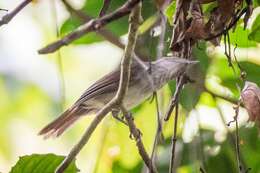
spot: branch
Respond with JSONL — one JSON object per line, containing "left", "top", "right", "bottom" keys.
{"left": 38, "top": 0, "right": 141, "bottom": 54}
{"left": 55, "top": 2, "right": 142, "bottom": 172}
{"left": 0, "top": 0, "right": 32, "bottom": 27}
{"left": 61, "top": 0, "right": 125, "bottom": 49}
{"left": 169, "top": 102, "right": 179, "bottom": 173}
{"left": 205, "top": 87, "right": 239, "bottom": 105}
{"left": 164, "top": 75, "right": 190, "bottom": 121}
{"left": 55, "top": 104, "right": 112, "bottom": 173}
{"left": 215, "top": 102, "right": 248, "bottom": 173}
{"left": 149, "top": 11, "right": 167, "bottom": 169}
{"left": 205, "top": 8, "right": 247, "bottom": 41}
{"left": 99, "top": 0, "right": 111, "bottom": 17}
{"left": 121, "top": 107, "right": 158, "bottom": 173}
{"left": 0, "top": 8, "right": 8, "bottom": 12}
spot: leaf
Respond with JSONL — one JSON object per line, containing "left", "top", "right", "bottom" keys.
{"left": 60, "top": 16, "right": 103, "bottom": 44}
{"left": 249, "top": 14, "right": 260, "bottom": 42}
{"left": 207, "top": 57, "right": 260, "bottom": 98}
{"left": 112, "top": 160, "right": 142, "bottom": 173}
{"left": 229, "top": 26, "right": 257, "bottom": 47}
{"left": 10, "top": 154, "right": 79, "bottom": 173}
{"left": 60, "top": 0, "right": 128, "bottom": 45}
{"left": 60, "top": 0, "right": 155, "bottom": 45}
{"left": 164, "top": 1, "right": 176, "bottom": 25}
{"left": 253, "top": 0, "right": 260, "bottom": 7}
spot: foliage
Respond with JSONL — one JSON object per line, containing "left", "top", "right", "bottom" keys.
{"left": 2, "top": 0, "right": 260, "bottom": 173}
{"left": 10, "top": 154, "right": 78, "bottom": 173}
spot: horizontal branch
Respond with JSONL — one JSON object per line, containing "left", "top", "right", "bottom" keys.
{"left": 205, "top": 88, "right": 239, "bottom": 105}
{"left": 0, "top": 0, "right": 32, "bottom": 27}
{"left": 121, "top": 107, "right": 158, "bottom": 173}
{"left": 61, "top": 0, "right": 125, "bottom": 49}
{"left": 38, "top": 0, "right": 141, "bottom": 54}
{"left": 205, "top": 8, "right": 247, "bottom": 41}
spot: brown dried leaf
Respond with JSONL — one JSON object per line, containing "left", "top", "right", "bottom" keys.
{"left": 185, "top": 1, "right": 208, "bottom": 40}
{"left": 217, "top": 0, "right": 236, "bottom": 23}
{"left": 241, "top": 81, "right": 260, "bottom": 123}
{"left": 170, "top": 0, "right": 192, "bottom": 52}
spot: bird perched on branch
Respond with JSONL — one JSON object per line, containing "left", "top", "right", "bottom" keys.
{"left": 39, "top": 57, "right": 197, "bottom": 138}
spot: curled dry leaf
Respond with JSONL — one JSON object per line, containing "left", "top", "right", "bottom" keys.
{"left": 170, "top": 0, "right": 191, "bottom": 52}
{"left": 241, "top": 81, "right": 260, "bottom": 123}
{"left": 185, "top": 0, "right": 208, "bottom": 40}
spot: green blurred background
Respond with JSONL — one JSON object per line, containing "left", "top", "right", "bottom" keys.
{"left": 1, "top": 0, "right": 260, "bottom": 173}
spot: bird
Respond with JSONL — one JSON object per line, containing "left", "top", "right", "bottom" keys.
{"left": 39, "top": 57, "right": 197, "bottom": 138}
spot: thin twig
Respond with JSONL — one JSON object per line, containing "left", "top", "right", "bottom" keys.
{"left": 215, "top": 99, "right": 248, "bottom": 173}
{"left": 0, "top": 0, "right": 32, "bottom": 27}
{"left": 195, "top": 110, "right": 207, "bottom": 172}
{"left": 61, "top": 0, "right": 125, "bottom": 49}
{"left": 150, "top": 93, "right": 163, "bottom": 164}
{"left": 0, "top": 8, "right": 8, "bottom": 12}
{"left": 121, "top": 107, "right": 158, "bottom": 173}
{"left": 169, "top": 102, "right": 179, "bottom": 173}
{"left": 205, "top": 8, "right": 247, "bottom": 41}
{"left": 99, "top": 0, "right": 111, "bottom": 17}
{"left": 149, "top": 11, "right": 167, "bottom": 168}
{"left": 55, "top": 2, "right": 142, "bottom": 173}
{"left": 50, "top": 0, "right": 66, "bottom": 110}
{"left": 55, "top": 104, "right": 112, "bottom": 173}
{"left": 233, "top": 103, "right": 243, "bottom": 173}
{"left": 39, "top": 0, "right": 141, "bottom": 54}
{"left": 164, "top": 75, "right": 190, "bottom": 121}
{"left": 205, "top": 87, "right": 240, "bottom": 106}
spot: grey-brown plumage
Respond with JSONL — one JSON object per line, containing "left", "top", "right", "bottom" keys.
{"left": 39, "top": 57, "right": 196, "bottom": 138}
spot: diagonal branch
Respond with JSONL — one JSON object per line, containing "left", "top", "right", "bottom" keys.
{"left": 0, "top": 0, "right": 32, "bottom": 27}
{"left": 121, "top": 107, "right": 158, "bottom": 173}
{"left": 38, "top": 0, "right": 141, "bottom": 54}
{"left": 169, "top": 102, "right": 179, "bottom": 173}
{"left": 55, "top": 2, "right": 142, "bottom": 173}
{"left": 164, "top": 75, "right": 190, "bottom": 121}
{"left": 61, "top": 0, "right": 125, "bottom": 49}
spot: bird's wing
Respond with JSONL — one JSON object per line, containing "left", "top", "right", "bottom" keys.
{"left": 74, "top": 69, "right": 121, "bottom": 105}
{"left": 74, "top": 59, "right": 146, "bottom": 106}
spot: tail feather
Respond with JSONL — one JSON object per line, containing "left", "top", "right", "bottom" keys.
{"left": 39, "top": 106, "right": 87, "bottom": 139}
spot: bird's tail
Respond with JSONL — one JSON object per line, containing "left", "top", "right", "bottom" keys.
{"left": 38, "top": 106, "right": 89, "bottom": 139}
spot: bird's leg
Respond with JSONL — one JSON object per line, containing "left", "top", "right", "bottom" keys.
{"left": 111, "top": 109, "right": 128, "bottom": 126}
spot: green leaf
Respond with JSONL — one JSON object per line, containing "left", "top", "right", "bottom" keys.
{"left": 229, "top": 26, "right": 257, "bottom": 47}
{"left": 10, "top": 154, "right": 78, "bottom": 173}
{"left": 60, "top": 0, "right": 128, "bottom": 45}
{"left": 253, "top": 0, "right": 260, "bottom": 7}
{"left": 208, "top": 57, "right": 260, "bottom": 97}
{"left": 249, "top": 14, "right": 260, "bottom": 42}
{"left": 60, "top": 16, "right": 103, "bottom": 44}
{"left": 112, "top": 160, "right": 142, "bottom": 173}
{"left": 60, "top": 0, "right": 155, "bottom": 45}
{"left": 164, "top": 1, "right": 176, "bottom": 25}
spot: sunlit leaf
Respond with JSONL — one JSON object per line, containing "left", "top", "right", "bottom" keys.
{"left": 10, "top": 154, "right": 78, "bottom": 173}
{"left": 164, "top": 1, "right": 176, "bottom": 25}
{"left": 249, "top": 14, "right": 260, "bottom": 42}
